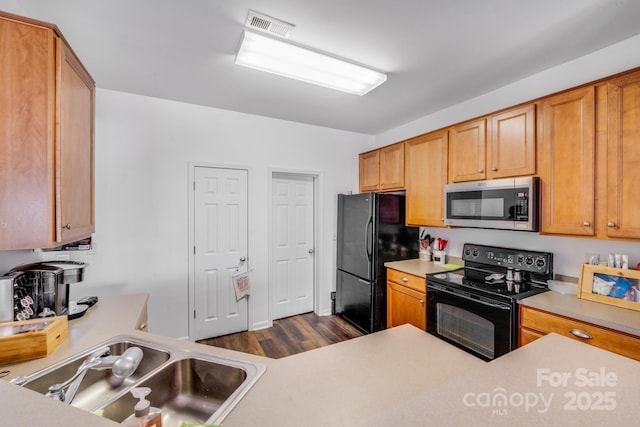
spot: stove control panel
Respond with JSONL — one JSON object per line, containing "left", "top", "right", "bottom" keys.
{"left": 462, "top": 243, "right": 553, "bottom": 275}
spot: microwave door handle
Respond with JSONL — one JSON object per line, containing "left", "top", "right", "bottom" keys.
{"left": 428, "top": 284, "right": 511, "bottom": 310}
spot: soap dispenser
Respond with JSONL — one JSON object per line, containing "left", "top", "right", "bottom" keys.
{"left": 121, "top": 387, "right": 163, "bottom": 427}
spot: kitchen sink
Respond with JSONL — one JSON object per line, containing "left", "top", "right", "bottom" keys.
{"left": 98, "top": 357, "right": 250, "bottom": 425}
{"left": 16, "top": 339, "right": 170, "bottom": 411}
{"left": 11, "top": 335, "right": 266, "bottom": 425}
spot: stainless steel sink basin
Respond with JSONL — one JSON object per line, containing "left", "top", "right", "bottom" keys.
{"left": 17, "top": 339, "right": 170, "bottom": 410}
{"left": 98, "top": 357, "right": 251, "bottom": 425}
{"left": 12, "top": 334, "right": 266, "bottom": 426}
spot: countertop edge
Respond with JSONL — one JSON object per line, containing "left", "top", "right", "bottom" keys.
{"left": 519, "top": 291, "right": 640, "bottom": 337}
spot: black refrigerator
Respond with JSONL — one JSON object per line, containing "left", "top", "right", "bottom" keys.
{"left": 336, "top": 192, "right": 419, "bottom": 333}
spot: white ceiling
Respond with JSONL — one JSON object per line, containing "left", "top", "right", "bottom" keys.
{"left": 7, "top": 0, "right": 640, "bottom": 134}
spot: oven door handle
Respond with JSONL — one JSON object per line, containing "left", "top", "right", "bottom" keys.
{"left": 428, "top": 283, "right": 511, "bottom": 310}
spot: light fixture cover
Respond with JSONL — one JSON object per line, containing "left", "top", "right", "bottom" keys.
{"left": 235, "top": 30, "right": 386, "bottom": 96}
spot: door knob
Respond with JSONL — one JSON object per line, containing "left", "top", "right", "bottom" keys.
{"left": 308, "top": 249, "right": 314, "bottom": 254}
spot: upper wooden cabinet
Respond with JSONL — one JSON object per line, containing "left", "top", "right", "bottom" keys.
{"left": 0, "top": 12, "right": 95, "bottom": 250}
{"left": 449, "top": 105, "right": 537, "bottom": 183}
{"left": 448, "top": 119, "right": 486, "bottom": 182}
{"left": 358, "top": 150, "right": 380, "bottom": 192}
{"left": 358, "top": 143, "right": 404, "bottom": 193}
{"left": 539, "top": 86, "right": 595, "bottom": 236}
{"left": 606, "top": 71, "right": 640, "bottom": 239}
{"left": 488, "top": 104, "right": 536, "bottom": 179}
{"left": 405, "top": 130, "right": 448, "bottom": 227}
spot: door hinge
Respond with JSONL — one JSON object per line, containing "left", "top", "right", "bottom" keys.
{"left": 193, "top": 309, "right": 196, "bottom": 319}
{"left": 193, "top": 181, "right": 196, "bottom": 191}
{"left": 193, "top": 246, "right": 196, "bottom": 255}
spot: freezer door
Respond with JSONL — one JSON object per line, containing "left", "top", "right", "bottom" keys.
{"left": 336, "top": 269, "right": 372, "bottom": 333}
{"left": 337, "top": 193, "right": 374, "bottom": 281}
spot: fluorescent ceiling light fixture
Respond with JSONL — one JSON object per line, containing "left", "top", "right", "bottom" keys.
{"left": 235, "top": 30, "right": 387, "bottom": 96}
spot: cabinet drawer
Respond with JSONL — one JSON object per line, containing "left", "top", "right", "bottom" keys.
{"left": 387, "top": 269, "right": 425, "bottom": 292}
{"left": 520, "top": 306, "right": 640, "bottom": 361}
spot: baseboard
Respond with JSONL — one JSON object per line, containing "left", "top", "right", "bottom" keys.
{"left": 251, "top": 320, "right": 272, "bottom": 331}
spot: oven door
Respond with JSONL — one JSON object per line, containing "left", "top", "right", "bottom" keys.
{"left": 426, "top": 282, "right": 514, "bottom": 361}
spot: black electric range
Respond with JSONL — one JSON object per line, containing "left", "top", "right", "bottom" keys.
{"left": 425, "top": 243, "right": 554, "bottom": 361}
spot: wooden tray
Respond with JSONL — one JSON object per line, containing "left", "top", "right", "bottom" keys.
{"left": 578, "top": 263, "right": 640, "bottom": 312}
{"left": 0, "top": 316, "right": 68, "bottom": 364}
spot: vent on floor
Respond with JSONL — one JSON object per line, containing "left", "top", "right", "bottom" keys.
{"left": 245, "top": 10, "right": 294, "bottom": 38}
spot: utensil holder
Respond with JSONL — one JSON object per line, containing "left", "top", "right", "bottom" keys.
{"left": 433, "top": 250, "right": 446, "bottom": 265}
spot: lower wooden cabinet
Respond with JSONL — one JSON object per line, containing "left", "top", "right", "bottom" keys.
{"left": 519, "top": 305, "right": 640, "bottom": 361}
{"left": 387, "top": 269, "right": 426, "bottom": 330}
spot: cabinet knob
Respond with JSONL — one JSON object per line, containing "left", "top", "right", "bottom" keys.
{"left": 569, "top": 329, "right": 592, "bottom": 340}
{"left": 582, "top": 221, "right": 591, "bottom": 227}
{"left": 491, "top": 167, "right": 498, "bottom": 171}
{"left": 419, "top": 300, "right": 424, "bottom": 305}
{"left": 401, "top": 277, "right": 409, "bottom": 283}
{"left": 63, "top": 223, "right": 72, "bottom": 230}
{"left": 478, "top": 169, "right": 484, "bottom": 174}
{"left": 138, "top": 323, "right": 147, "bottom": 331}
{"left": 607, "top": 222, "right": 616, "bottom": 228}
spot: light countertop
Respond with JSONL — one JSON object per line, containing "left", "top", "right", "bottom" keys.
{"left": 355, "top": 333, "right": 640, "bottom": 426}
{"left": 222, "top": 324, "right": 484, "bottom": 426}
{"left": 1, "top": 293, "right": 150, "bottom": 379}
{"left": 384, "top": 257, "right": 463, "bottom": 278}
{"left": 519, "top": 291, "right": 640, "bottom": 337}
{"left": 3, "top": 294, "right": 640, "bottom": 426}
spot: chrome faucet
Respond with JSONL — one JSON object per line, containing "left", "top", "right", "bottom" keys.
{"left": 44, "top": 346, "right": 144, "bottom": 404}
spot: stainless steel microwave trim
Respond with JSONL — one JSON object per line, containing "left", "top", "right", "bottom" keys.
{"left": 443, "top": 176, "right": 538, "bottom": 231}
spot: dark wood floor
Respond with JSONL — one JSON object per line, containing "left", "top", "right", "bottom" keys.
{"left": 197, "top": 312, "right": 365, "bottom": 358}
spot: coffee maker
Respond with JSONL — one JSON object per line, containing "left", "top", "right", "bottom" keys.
{"left": 2, "top": 261, "right": 87, "bottom": 321}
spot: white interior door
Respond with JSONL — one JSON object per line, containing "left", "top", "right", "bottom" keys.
{"left": 271, "top": 173, "right": 315, "bottom": 320}
{"left": 192, "top": 166, "right": 248, "bottom": 340}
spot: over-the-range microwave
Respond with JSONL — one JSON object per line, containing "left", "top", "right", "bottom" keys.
{"left": 443, "top": 176, "right": 539, "bottom": 231}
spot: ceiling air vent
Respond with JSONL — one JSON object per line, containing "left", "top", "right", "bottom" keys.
{"left": 245, "top": 10, "right": 294, "bottom": 38}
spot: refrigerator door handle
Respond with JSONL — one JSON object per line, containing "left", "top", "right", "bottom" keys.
{"left": 365, "top": 215, "right": 373, "bottom": 260}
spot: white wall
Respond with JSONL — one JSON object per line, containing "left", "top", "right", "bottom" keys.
{"left": 375, "top": 34, "right": 640, "bottom": 146}
{"left": 33, "top": 89, "right": 372, "bottom": 338}
{"left": 376, "top": 34, "right": 640, "bottom": 278}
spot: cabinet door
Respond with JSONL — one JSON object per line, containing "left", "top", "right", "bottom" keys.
{"left": 359, "top": 150, "right": 380, "bottom": 193}
{"left": 56, "top": 39, "right": 95, "bottom": 243}
{"left": 488, "top": 104, "right": 536, "bottom": 179}
{"left": 448, "top": 119, "right": 486, "bottom": 182}
{"left": 379, "top": 143, "right": 404, "bottom": 191}
{"left": 607, "top": 71, "right": 640, "bottom": 239}
{"left": 387, "top": 280, "right": 426, "bottom": 330}
{"left": 539, "top": 86, "right": 595, "bottom": 235}
{"left": 405, "top": 130, "right": 448, "bottom": 226}
{"left": 0, "top": 18, "right": 56, "bottom": 249}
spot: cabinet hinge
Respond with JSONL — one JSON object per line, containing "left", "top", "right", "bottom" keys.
{"left": 193, "top": 246, "right": 196, "bottom": 255}
{"left": 193, "top": 310, "right": 196, "bottom": 319}
{"left": 193, "top": 181, "right": 196, "bottom": 191}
